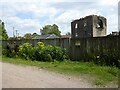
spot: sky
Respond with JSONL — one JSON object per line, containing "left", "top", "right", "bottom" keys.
{"left": 0, "top": 0, "right": 119, "bottom": 37}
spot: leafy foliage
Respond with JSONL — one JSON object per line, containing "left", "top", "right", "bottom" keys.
{"left": 66, "top": 32, "right": 71, "bottom": 35}
{"left": 17, "top": 42, "right": 69, "bottom": 61}
{"left": 23, "top": 33, "right": 39, "bottom": 39}
{"left": 40, "top": 24, "right": 61, "bottom": 36}
{"left": 86, "top": 49, "right": 120, "bottom": 67}
{"left": 18, "top": 43, "right": 33, "bottom": 59}
{"left": 0, "top": 20, "right": 8, "bottom": 40}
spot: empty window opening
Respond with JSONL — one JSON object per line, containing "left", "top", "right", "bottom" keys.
{"left": 75, "top": 33, "right": 78, "bottom": 37}
{"left": 97, "top": 19, "right": 103, "bottom": 28}
{"left": 75, "top": 23, "right": 78, "bottom": 29}
{"left": 84, "top": 21, "right": 87, "bottom": 27}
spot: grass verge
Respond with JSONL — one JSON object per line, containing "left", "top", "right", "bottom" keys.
{"left": 1, "top": 55, "right": 119, "bottom": 87}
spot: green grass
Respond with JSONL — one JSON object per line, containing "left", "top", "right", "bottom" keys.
{"left": 1, "top": 55, "right": 119, "bottom": 87}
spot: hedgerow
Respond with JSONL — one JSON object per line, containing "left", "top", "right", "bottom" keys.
{"left": 17, "top": 42, "right": 69, "bottom": 61}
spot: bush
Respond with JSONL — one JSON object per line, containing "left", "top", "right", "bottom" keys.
{"left": 2, "top": 47, "right": 16, "bottom": 58}
{"left": 32, "top": 42, "right": 46, "bottom": 61}
{"left": 17, "top": 42, "right": 69, "bottom": 62}
{"left": 45, "top": 45, "right": 69, "bottom": 61}
{"left": 87, "top": 49, "right": 120, "bottom": 67}
{"left": 2, "top": 49, "right": 7, "bottom": 56}
{"left": 18, "top": 43, "right": 33, "bottom": 60}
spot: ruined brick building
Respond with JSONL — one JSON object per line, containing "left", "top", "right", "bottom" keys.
{"left": 71, "top": 15, "right": 107, "bottom": 38}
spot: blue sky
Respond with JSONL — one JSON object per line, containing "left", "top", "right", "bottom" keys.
{"left": 0, "top": 0, "right": 119, "bottom": 37}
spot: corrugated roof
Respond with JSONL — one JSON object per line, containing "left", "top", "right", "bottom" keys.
{"left": 33, "top": 34, "right": 59, "bottom": 39}
{"left": 61, "top": 35, "right": 71, "bottom": 38}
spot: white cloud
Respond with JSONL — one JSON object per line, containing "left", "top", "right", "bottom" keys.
{"left": 0, "top": 0, "right": 119, "bottom": 37}
{"left": 99, "top": 0, "right": 119, "bottom": 6}
{"left": 106, "top": 14, "right": 118, "bottom": 34}
{"left": 3, "top": 16, "right": 41, "bottom": 36}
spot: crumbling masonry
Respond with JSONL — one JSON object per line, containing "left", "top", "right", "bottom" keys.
{"left": 71, "top": 15, "right": 107, "bottom": 38}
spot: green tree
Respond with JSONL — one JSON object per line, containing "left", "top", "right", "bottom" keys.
{"left": 66, "top": 32, "right": 71, "bottom": 35}
{"left": 23, "top": 33, "right": 39, "bottom": 39}
{"left": 32, "top": 33, "right": 38, "bottom": 38}
{"left": 23, "top": 33, "right": 32, "bottom": 39}
{"left": 0, "top": 20, "right": 8, "bottom": 40}
{"left": 40, "top": 24, "right": 61, "bottom": 36}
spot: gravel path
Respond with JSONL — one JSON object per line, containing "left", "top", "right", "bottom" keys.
{"left": 2, "top": 62, "right": 94, "bottom": 88}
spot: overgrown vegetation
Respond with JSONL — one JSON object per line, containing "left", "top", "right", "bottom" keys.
{"left": 2, "top": 56, "right": 118, "bottom": 87}
{"left": 86, "top": 49, "right": 120, "bottom": 67}
{"left": 2, "top": 41, "right": 120, "bottom": 68}
{"left": 3, "top": 42, "right": 69, "bottom": 62}
{"left": 1, "top": 41, "right": 119, "bottom": 87}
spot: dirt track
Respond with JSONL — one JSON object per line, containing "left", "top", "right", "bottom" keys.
{"left": 2, "top": 62, "right": 94, "bottom": 88}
